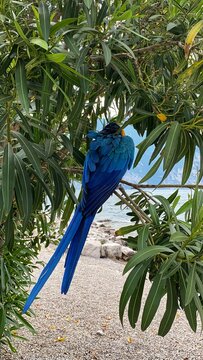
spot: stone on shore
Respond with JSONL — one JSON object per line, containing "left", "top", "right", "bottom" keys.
{"left": 121, "top": 246, "right": 135, "bottom": 261}
{"left": 82, "top": 240, "right": 101, "bottom": 258}
{"left": 101, "top": 242, "right": 122, "bottom": 259}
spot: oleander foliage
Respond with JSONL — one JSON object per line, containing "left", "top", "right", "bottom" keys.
{"left": 118, "top": 188, "right": 203, "bottom": 335}
{"left": 0, "top": 0, "right": 203, "bottom": 349}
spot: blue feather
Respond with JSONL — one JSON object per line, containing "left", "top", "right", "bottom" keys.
{"left": 23, "top": 129, "right": 135, "bottom": 313}
{"left": 23, "top": 209, "right": 83, "bottom": 313}
{"left": 61, "top": 215, "right": 94, "bottom": 294}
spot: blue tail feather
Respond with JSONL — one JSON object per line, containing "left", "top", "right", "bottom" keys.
{"left": 61, "top": 215, "right": 94, "bottom": 294}
{"left": 23, "top": 209, "right": 83, "bottom": 313}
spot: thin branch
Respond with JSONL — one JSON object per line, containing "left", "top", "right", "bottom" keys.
{"left": 90, "top": 41, "right": 182, "bottom": 62}
{"left": 120, "top": 179, "right": 159, "bottom": 204}
{"left": 121, "top": 180, "right": 203, "bottom": 190}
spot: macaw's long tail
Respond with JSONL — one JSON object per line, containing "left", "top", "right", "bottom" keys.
{"left": 23, "top": 208, "right": 95, "bottom": 313}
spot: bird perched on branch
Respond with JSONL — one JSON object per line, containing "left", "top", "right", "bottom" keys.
{"left": 23, "top": 122, "right": 134, "bottom": 312}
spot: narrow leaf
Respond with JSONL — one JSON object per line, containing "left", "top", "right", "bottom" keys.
{"left": 101, "top": 41, "right": 112, "bottom": 66}
{"left": 158, "top": 278, "right": 178, "bottom": 336}
{"left": 2, "top": 143, "right": 15, "bottom": 215}
{"left": 163, "top": 121, "right": 181, "bottom": 171}
{"left": 11, "top": 132, "right": 43, "bottom": 179}
{"left": 14, "top": 155, "right": 33, "bottom": 226}
{"left": 15, "top": 60, "right": 30, "bottom": 114}
{"left": 137, "top": 225, "right": 149, "bottom": 250}
{"left": 46, "top": 53, "right": 66, "bottom": 63}
{"left": 141, "top": 273, "right": 166, "bottom": 330}
{"left": 185, "top": 263, "right": 196, "bottom": 306}
{"left": 124, "top": 246, "right": 173, "bottom": 274}
{"left": 134, "top": 123, "right": 167, "bottom": 167}
{"left": 128, "top": 273, "right": 146, "bottom": 328}
{"left": 39, "top": 1, "right": 50, "bottom": 42}
{"left": 140, "top": 156, "right": 162, "bottom": 183}
{"left": 30, "top": 38, "right": 48, "bottom": 50}
{"left": 119, "top": 263, "right": 146, "bottom": 324}
{"left": 182, "top": 140, "right": 195, "bottom": 184}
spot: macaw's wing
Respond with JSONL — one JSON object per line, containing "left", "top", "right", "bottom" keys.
{"left": 81, "top": 134, "right": 134, "bottom": 216}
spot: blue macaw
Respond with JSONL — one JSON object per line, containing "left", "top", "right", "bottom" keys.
{"left": 23, "top": 122, "right": 134, "bottom": 313}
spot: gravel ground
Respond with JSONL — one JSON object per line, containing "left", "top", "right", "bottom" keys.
{"left": 2, "top": 242, "right": 203, "bottom": 360}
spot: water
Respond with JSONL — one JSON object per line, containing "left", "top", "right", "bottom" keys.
{"left": 95, "top": 188, "right": 192, "bottom": 228}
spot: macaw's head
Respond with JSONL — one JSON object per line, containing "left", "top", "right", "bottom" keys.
{"left": 100, "top": 122, "right": 125, "bottom": 136}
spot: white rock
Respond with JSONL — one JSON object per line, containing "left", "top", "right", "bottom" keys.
{"left": 96, "top": 329, "right": 104, "bottom": 336}
{"left": 121, "top": 246, "right": 135, "bottom": 261}
{"left": 101, "top": 243, "right": 122, "bottom": 259}
{"left": 82, "top": 240, "right": 101, "bottom": 259}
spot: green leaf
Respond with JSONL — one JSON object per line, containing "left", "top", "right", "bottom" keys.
{"left": 155, "top": 195, "right": 172, "bottom": 219}
{"left": 124, "top": 245, "right": 173, "bottom": 274}
{"left": 140, "top": 156, "right": 162, "bottom": 183}
{"left": 114, "top": 38, "right": 135, "bottom": 59}
{"left": 14, "top": 311, "right": 36, "bottom": 334}
{"left": 185, "top": 263, "right": 196, "bottom": 306}
{"left": 69, "top": 89, "right": 84, "bottom": 124}
{"left": 11, "top": 132, "right": 43, "bottom": 179}
{"left": 163, "top": 121, "right": 181, "bottom": 171}
{"left": 170, "top": 231, "right": 189, "bottom": 243}
{"left": 128, "top": 273, "right": 146, "bottom": 328}
{"left": 84, "top": 0, "right": 92, "bottom": 9}
{"left": 0, "top": 257, "right": 5, "bottom": 292}
{"left": 101, "top": 41, "right": 112, "bottom": 66}
{"left": 195, "top": 273, "right": 203, "bottom": 301}
{"left": 46, "top": 157, "right": 78, "bottom": 204}
{"left": 60, "top": 189, "right": 75, "bottom": 230}
{"left": 14, "top": 20, "right": 34, "bottom": 49}
{"left": 51, "top": 167, "right": 64, "bottom": 211}
{"left": 40, "top": 65, "right": 52, "bottom": 119}
{"left": 141, "top": 273, "right": 166, "bottom": 331}
{"left": 2, "top": 143, "right": 15, "bottom": 215}
{"left": 0, "top": 188, "right": 4, "bottom": 224}
{"left": 41, "top": 66, "right": 71, "bottom": 109}
{"left": 96, "top": 0, "right": 108, "bottom": 25}
{"left": 14, "top": 155, "right": 33, "bottom": 226}
{"left": 159, "top": 252, "right": 178, "bottom": 275}
{"left": 179, "top": 267, "right": 197, "bottom": 332}
{"left": 30, "top": 38, "right": 48, "bottom": 50}
{"left": 111, "top": 59, "right": 131, "bottom": 93}
{"left": 114, "top": 9, "right": 132, "bottom": 21}
{"left": 0, "top": 306, "right": 6, "bottom": 338}
{"left": 39, "top": 1, "right": 50, "bottom": 42}
{"left": 176, "top": 199, "right": 192, "bottom": 216}
{"left": 115, "top": 224, "right": 138, "bottom": 236}
{"left": 137, "top": 225, "right": 149, "bottom": 250}
{"left": 194, "top": 293, "right": 203, "bottom": 330}
{"left": 134, "top": 123, "right": 168, "bottom": 167}
{"left": 148, "top": 203, "right": 160, "bottom": 225}
{"left": 46, "top": 53, "right": 67, "bottom": 63}
{"left": 73, "top": 147, "right": 85, "bottom": 166}
{"left": 182, "top": 140, "right": 195, "bottom": 184}
{"left": 15, "top": 60, "right": 30, "bottom": 114}
{"left": 50, "top": 18, "right": 78, "bottom": 35}
{"left": 57, "top": 62, "right": 94, "bottom": 84}
{"left": 14, "top": 106, "right": 33, "bottom": 140}
{"left": 158, "top": 278, "right": 178, "bottom": 336}
{"left": 64, "top": 34, "right": 80, "bottom": 56}
{"left": 5, "top": 207, "right": 14, "bottom": 250}
{"left": 119, "top": 263, "right": 146, "bottom": 324}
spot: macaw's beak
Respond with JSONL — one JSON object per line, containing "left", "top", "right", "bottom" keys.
{"left": 121, "top": 128, "right": 125, "bottom": 136}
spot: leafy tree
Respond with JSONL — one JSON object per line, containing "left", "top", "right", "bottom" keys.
{"left": 0, "top": 0, "right": 203, "bottom": 350}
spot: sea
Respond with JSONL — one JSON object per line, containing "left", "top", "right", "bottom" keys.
{"left": 95, "top": 188, "right": 192, "bottom": 229}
